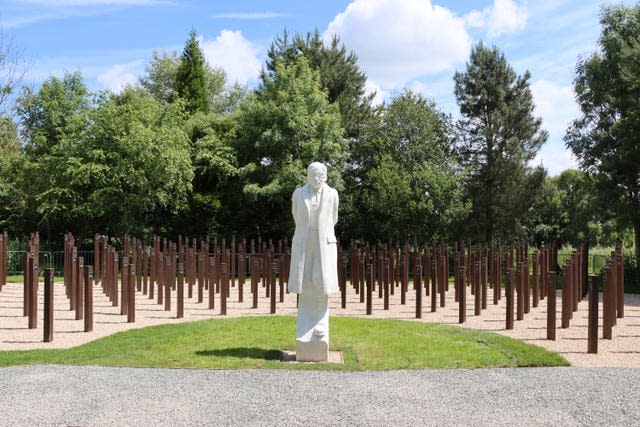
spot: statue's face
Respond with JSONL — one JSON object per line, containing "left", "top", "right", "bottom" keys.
{"left": 307, "top": 169, "right": 327, "bottom": 192}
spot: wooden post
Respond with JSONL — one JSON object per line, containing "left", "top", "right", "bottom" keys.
{"left": 603, "top": 267, "right": 612, "bottom": 340}
{"left": 128, "top": 264, "right": 136, "bottom": 323}
{"left": 28, "top": 257, "right": 37, "bottom": 329}
{"left": 430, "top": 258, "right": 437, "bottom": 312}
{"left": 112, "top": 253, "right": 119, "bottom": 307}
{"left": 197, "top": 252, "right": 204, "bottom": 304}
{"left": 474, "top": 261, "right": 481, "bottom": 316}
{"left": 493, "top": 251, "right": 500, "bottom": 305}
{"left": 481, "top": 256, "right": 487, "bottom": 310}
{"left": 84, "top": 266, "right": 93, "bottom": 332}
{"left": 43, "top": 268, "right": 54, "bottom": 342}
{"left": 70, "top": 247, "right": 78, "bottom": 311}
{"left": 366, "top": 263, "right": 373, "bottom": 315}
{"left": 562, "top": 262, "right": 571, "bottom": 329}
{"left": 0, "top": 231, "right": 5, "bottom": 291}
{"left": 251, "top": 255, "right": 258, "bottom": 309}
{"left": 516, "top": 262, "right": 524, "bottom": 321}
{"left": 532, "top": 252, "right": 539, "bottom": 308}
{"left": 121, "top": 256, "right": 128, "bottom": 316}
{"left": 547, "top": 271, "right": 556, "bottom": 340}
{"left": 523, "top": 258, "right": 530, "bottom": 314}
{"left": 459, "top": 265, "right": 466, "bottom": 324}
{"left": 178, "top": 262, "right": 185, "bottom": 318}
{"left": 506, "top": 268, "right": 514, "bottom": 330}
{"left": 221, "top": 262, "right": 228, "bottom": 316}
{"left": 587, "top": 274, "right": 598, "bottom": 353}
{"left": 616, "top": 252, "right": 624, "bottom": 319}
{"left": 413, "top": 263, "right": 421, "bottom": 318}
{"left": 163, "top": 253, "right": 170, "bottom": 311}
{"left": 439, "top": 255, "right": 446, "bottom": 308}
{"left": 157, "top": 252, "right": 164, "bottom": 306}
{"left": 76, "top": 257, "right": 84, "bottom": 320}
{"left": 207, "top": 257, "right": 215, "bottom": 309}
{"left": 383, "top": 258, "right": 390, "bottom": 310}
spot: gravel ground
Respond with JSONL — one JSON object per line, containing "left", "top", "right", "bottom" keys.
{"left": 1, "top": 365, "right": 639, "bottom": 426}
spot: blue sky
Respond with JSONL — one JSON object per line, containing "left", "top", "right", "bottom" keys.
{"left": 0, "top": 0, "right": 633, "bottom": 175}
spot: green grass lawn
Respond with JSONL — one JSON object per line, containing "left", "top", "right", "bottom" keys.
{"left": 0, "top": 316, "right": 568, "bottom": 370}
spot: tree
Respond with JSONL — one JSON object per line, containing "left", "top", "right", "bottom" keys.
{"left": 174, "top": 29, "right": 210, "bottom": 114}
{"left": 234, "top": 56, "right": 345, "bottom": 237}
{"left": 177, "top": 110, "right": 238, "bottom": 237}
{"left": 565, "top": 4, "right": 640, "bottom": 267}
{"left": 0, "top": 116, "right": 24, "bottom": 232}
{"left": 141, "top": 47, "right": 244, "bottom": 115}
{"left": 454, "top": 42, "right": 548, "bottom": 243}
{"left": 264, "top": 29, "right": 374, "bottom": 139}
{"left": 16, "top": 71, "right": 91, "bottom": 157}
{"left": 82, "top": 89, "right": 193, "bottom": 239}
{"left": 15, "top": 72, "right": 92, "bottom": 241}
{"left": 138, "top": 50, "right": 181, "bottom": 104}
{"left": 346, "top": 90, "right": 469, "bottom": 242}
{"left": 16, "top": 74, "right": 193, "bottom": 243}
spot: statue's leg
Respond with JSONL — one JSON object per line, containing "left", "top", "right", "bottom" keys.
{"left": 296, "top": 285, "right": 329, "bottom": 361}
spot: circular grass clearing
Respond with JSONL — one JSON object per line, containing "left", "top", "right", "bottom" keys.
{"left": 0, "top": 316, "right": 569, "bottom": 370}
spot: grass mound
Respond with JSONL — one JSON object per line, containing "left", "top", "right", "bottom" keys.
{"left": 0, "top": 316, "right": 568, "bottom": 370}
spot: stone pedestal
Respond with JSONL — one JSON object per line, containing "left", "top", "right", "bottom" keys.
{"left": 296, "top": 339, "right": 329, "bottom": 362}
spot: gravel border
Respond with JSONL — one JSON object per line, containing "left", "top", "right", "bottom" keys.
{"left": 1, "top": 365, "right": 639, "bottom": 426}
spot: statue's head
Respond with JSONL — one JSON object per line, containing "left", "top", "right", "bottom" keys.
{"left": 307, "top": 162, "right": 327, "bottom": 192}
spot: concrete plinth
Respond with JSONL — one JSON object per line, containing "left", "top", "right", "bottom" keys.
{"left": 295, "top": 339, "right": 329, "bottom": 362}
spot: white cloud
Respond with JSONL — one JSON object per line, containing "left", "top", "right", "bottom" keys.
{"left": 323, "top": 0, "right": 471, "bottom": 89}
{"left": 364, "top": 80, "right": 388, "bottom": 106}
{"left": 199, "top": 30, "right": 261, "bottom": 85}
{"left": 487, "top": 0, "right": 527, "bottom": 38}
{"left": 96, "top": 60, "right": 143, "bottom": 92}
{"left": 531, "top": 79, "right": 580, "bottom": 175}
{"left": 532, "top": 79, "right": 578, "bottom": 138}
{"left": 534, "top": 143, "right": 578, "bottom": 176}
{"left": 463, "top": 0, "right": 527, "bottom": 39}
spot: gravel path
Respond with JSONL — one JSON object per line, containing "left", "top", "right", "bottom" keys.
{"left": 1, "top": 365, "right": 639, "bottom": 426}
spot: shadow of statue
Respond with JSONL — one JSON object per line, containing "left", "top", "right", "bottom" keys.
{"left": 195, "top": 347, "right": 281, "bottom": 360}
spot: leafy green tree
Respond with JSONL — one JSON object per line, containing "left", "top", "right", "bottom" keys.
{"left": 140, "top": 47, "right": 245, "bottom": 115}
{"left": 174, "top": 29, "right": 210, "bottom": 114}
{"left": 14, "top": 72, "right": 92, "bottom": 241}
{"left": 16, "top": 71, "right": 91, "bottom": 157}
{"left": 16, "top": 75, "right": 193, "bottom": 243}
{"left": 0, "top": 116, "right": 24, "bottom": 232}
{"left": 176, "top": 110, "right": 238, "bottom": 237}
{"left": 83, "top": 89, "right": 193, "bottom": 239}
{"left": 565, "top": 4, "right": 640, "bottom": 266}
{"left": 265, "top": 29, "right": 373, "bottom": 139}
{"left": 454, "top": 42, "right": 548, "bottom": 243}
{"left": 139, "top": 50, "right": 181, "bottom": 104}
{"left": 347, "top": 90, "right": 469, "bottom": 242}
{"left": 234, "top": 56, "right": 345, "bottom": 237}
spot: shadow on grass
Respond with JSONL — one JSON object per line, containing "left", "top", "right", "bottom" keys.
{"left": 195, "top": 347, "right": 281, "bottom": 360}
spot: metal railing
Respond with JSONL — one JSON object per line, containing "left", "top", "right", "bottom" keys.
{"left": 7, "top": 251, "right": 95, "bottom": 276}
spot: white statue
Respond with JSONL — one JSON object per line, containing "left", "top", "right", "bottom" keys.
{"left": 288, "top": 162, "right": 339, "bottom": 361}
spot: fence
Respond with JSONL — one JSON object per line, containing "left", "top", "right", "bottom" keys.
{"left": 7, "top": 251, "right": 95, "bottom": 276}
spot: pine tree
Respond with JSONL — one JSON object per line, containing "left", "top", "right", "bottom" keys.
{"left": 174, "top": 28, "right": 209, "bottom": 114}
{"left": 454, "top": 42, "right": 547, "bottom": 242}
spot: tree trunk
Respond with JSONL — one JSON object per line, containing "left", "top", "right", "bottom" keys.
{"left": 485, "top": 222, "right": 493, "bottom": 245}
